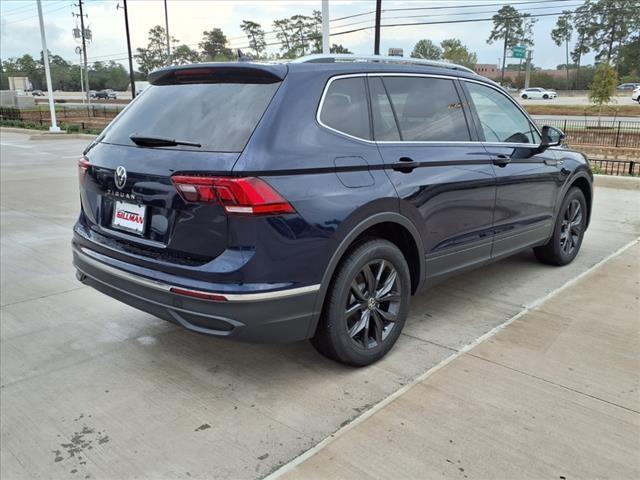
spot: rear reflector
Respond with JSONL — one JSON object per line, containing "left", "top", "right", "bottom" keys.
{"left": 171, "top": 175, "right": 295, "bottom": 216}
{"left": 169, "top": 287, "right": 227, "bottom": 302}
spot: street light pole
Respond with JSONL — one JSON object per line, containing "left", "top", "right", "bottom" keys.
{"left": 164, "top": 0, "right": 171, "bottom": 64}
{"left": 374, "top": 0, "right": 382, "bottom": 55}
{"left": 122, "top": 0, "right": 136, "bottom": 98}
{"left": 36, "top": 0, "right": 61, "bottom": 133}
{"left": 321, "top": 0, "right": 329, "bottom": 54}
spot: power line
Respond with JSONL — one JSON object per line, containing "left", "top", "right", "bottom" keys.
{"left": 331, "top": 2, "right": 586, "bottom": 30}
{"left": 329, "top": 0, "right": 578, "bottom": 23}
{"left": 2, "top": 2, "right": 70, "bottom": 25}
{"left": 330, "top": 7, "right": 632, "bottom": 37}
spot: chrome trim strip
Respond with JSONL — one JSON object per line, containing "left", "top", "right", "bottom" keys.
{"left": 74, "top": 247, "right": 320, "bottom": 302}
{"left": 315, "top": 72, "right": 544, "bottom": 147}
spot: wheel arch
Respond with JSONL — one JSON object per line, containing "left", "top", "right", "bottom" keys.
{"left": 307, "top": 212, "right": 424, "bottom": 338}
{"left": 566, "top": 173, "right": 593, "bottom": 228}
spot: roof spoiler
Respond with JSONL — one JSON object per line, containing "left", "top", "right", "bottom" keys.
{"left": 149, "top": 63, "right": 287, "bottom": 85}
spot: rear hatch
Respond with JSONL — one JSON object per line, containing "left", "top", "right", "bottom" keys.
{"left": 78, "top": 64, "right": 286, "bottom": 266}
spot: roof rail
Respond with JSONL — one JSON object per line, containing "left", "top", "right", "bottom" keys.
{"left": 292, "top": 54, "right": 476, "bottom": 74}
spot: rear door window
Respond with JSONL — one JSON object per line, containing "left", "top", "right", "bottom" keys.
{"left": 379, "top": 76, "right": 470, "bottom": 142}
{"left": 319, "top": 77, "right": 371, "bottom": 140}
{"left": 369, "top": 77, "right": 401, "bottom": 141}
{"left": 101, "top": 82, "right": 280, "bottom": 152}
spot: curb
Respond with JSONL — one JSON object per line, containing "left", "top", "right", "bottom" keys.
{"left": 1, "top": 127, "right": 96, "bottom": 140}
{"left": 594, "top": 174, "right": 640, "bottom": 190}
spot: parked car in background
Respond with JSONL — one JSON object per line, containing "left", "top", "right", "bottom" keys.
{"left": 617, "top": 83, "right": 639, "bottom": 91}
{"left": 95, "top": 89, "right": 117, "bottom": 99}
{"left": 89, "top": 90, "right": 97, "bottom": 99}
{"left": 73, "top": 55, "right": 592, "bottom": 366}
{"left": 632, "top": 86, "right": 640, "bottom": 103}
{"left": 520, "top": 87, "right": 557, "bottom": 99}
{"left": 31, "top": 90, "right": 44, "bottom": 96}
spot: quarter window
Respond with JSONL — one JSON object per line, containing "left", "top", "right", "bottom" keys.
{"left": 319, "top": 77, "right": 370, "bottom": 140}
{"left": 466, "top": 82, "right": 540, "bottom": 144}
{"left": 378, "top": 76, "right": 470, "bottom": 142}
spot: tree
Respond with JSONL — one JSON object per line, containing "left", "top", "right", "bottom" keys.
{"left": 571, "top": 2, "right": 592, "bottom": 89}
{"left": 589, "top": 62, "right": 618, "bottom": 124}
{"left": 199, "top": 28, "right": 233, "bottom": 61}
{"left": 136, "top": 25, "right": 178, "bottom": 75}
{"left": 172, "top": 45, "right": 201, "bottom": 65}
{"left": 330, "top": 44, "right": 352, "bottom": 54}
{"left": 440, "top": 38, "right": 477, "bottom": 68}
{"left": 410, "top": 39, "right": 442, "bottom": 60}
{"left": 487, "top": 5, "right": 525, "bottom": 49}
{"left": 618, "top": 35, "right": 640, "bottom": 77}
{"left": 240, "top": 20, "right": 266, "bottom": 57}
{"left": 273, "top": 18, "right": 294, "bottom": 57}
{"left": 308, "top": 10, "right": 323, "bottom": 54}
{"left": 586, "top": 0, "right": 640, "bottom": 64}
{"left": 551, "top": 10, "right": 574, "bottom": 89}
{"left": 487, "top": 5, "right": 526, "bottom": 81}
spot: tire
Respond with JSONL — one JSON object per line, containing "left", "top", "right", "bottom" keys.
{"left": 534, "top": 187, "right": 587, "bottom": 266}
{"left": 522, "top": 94, "right": 528, "bottom": 99}
{"left": 543, "top": 94, "right": 549, "bottom": 99}
{"left": 311, "top": 239, "right": 411, "bottom": 366}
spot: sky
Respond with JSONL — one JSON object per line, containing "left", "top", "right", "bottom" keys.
{"left": 0, "top": 0, "right": 596, "bottom": 70}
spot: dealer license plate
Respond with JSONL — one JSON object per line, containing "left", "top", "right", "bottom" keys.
{"left": 112, "top": 200, "right": 146, "bottom": 236}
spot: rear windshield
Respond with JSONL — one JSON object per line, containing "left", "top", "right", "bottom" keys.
{"left": 101, "top": 82, "right": 280, "bottom": 152}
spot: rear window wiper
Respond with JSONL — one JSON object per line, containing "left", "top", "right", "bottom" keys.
{"left": 129, "top": 134, "right": 202, "bottom": 148}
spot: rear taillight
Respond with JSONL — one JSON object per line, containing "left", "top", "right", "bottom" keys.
{"left": 171, "top": 175, "right": 295, "bottom": 216}
{"left": 78, "top": 157, "right": 90, "bottom": 176}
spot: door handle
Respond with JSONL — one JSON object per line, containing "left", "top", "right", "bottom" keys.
{"left": 392, "top": 157, "right": 420, "bottom": 173}
{"left": 492, "top": 154, "right": 511, "bottom": 167}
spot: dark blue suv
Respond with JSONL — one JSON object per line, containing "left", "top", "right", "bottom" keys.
{"left": 73, "top": 55, "right": 592, "bottom": 366}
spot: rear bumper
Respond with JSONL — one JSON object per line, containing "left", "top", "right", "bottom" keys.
{"left": 72, "top": 244, "right": 320, "bottom": 343}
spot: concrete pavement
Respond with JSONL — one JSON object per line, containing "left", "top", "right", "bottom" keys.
{"left": 275, "top": 242, "right": 640, "bottom": 480}
{"left": 1, "top": 130, "right": 639, "bottom": 480}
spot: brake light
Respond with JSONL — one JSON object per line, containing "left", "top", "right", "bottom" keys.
{"left": 171, "top": 175, "right": 295, "bottom": 215}
{"left": 78, "top": 157, "right": 90, "bottom": 175}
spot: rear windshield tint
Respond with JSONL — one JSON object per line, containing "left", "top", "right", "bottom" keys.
{"left": 101, "top": 82, "right": 280, "bottom": 152}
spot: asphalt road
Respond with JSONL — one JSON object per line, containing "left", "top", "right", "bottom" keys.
{"left": 516, "top": 94, "right": 638, "bottom": 106}
{"left": 1, "top": 130, "right": 639, "bottom": 480}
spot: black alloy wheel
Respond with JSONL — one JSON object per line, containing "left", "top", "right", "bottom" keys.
{"left": 312, "top": 239, "right": 411, "bottom": 366}
{"left": 345, "top": 259, "right": 401, "bottom": 349}
{"left": 534, "top": 187, "right": 587, "bottom": 266}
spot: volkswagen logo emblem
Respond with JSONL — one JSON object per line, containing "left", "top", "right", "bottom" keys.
{"left": 114, "top": 166, "right": 127, "bottom": 190}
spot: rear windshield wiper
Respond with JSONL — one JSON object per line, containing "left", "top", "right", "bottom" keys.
{"left": 129, "top": 134, "right": 202, "bottom": 148}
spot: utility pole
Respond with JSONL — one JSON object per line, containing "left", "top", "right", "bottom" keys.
{"left": 75, "top": 46, "right": 84, "bottom": 103}
{"left": 321, "top": 0, "right": 329, "bottom": 54}
{"left": 501, "top": 20, "right": 510, "bottom": 83}
{"left": 118, "top": 1, "right": 136, "bottom": 99}
{"left": 74, "top": 0, "right": 91, "bottom": 105}
{"left": 164, "top": 0, "right": 171, "bottom": 64}
{"left": 36, "top": 0, "right": 61, "bottom": 133}
{"left": 524, "top": 49, "right": 533, "bottom": 89}
{"left": 374, "top": 0, "right": 382, "bottom": 55}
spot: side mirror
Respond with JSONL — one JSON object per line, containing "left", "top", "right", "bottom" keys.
{"left": 541, "top": 125, "right": 565, "bottom": 148}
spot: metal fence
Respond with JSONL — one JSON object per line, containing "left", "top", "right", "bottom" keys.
{"left": 1, "top": 106, "right": 119, "bottom": 129}
{"left": 589, "top": 158, "right": 638, "bottom": 176}
{"left": 537, "top": 119, "right": 640, "bottom": 149}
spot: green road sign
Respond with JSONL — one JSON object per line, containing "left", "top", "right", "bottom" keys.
{"left": 511, "top": 45, "right": 527, "bottom": 59}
